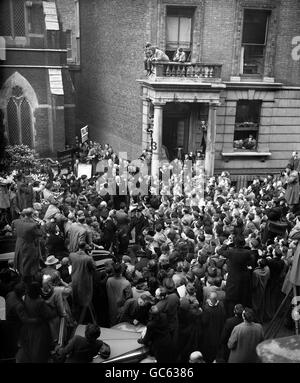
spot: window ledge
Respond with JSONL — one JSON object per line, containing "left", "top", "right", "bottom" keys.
{"left": 68, "top": 64, "right": 81, "bottom": 70}
{"left": 221, "top": 151, "right": 271, "bottom": 162}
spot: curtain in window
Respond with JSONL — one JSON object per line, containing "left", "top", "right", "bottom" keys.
{"left": 179, "top": 17, "right": 191, "bottom": 48}
{"left": 167, "top": 16, "right": 179, "bottom": 47}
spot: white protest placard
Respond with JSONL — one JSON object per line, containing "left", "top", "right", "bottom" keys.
{"left": 77, "top": 163, "right": 92, "bottom": 179}
{"left": 81, "top": 125, "right": 88, "bottom": 143}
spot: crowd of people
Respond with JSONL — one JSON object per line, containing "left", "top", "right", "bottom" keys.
{"left": 0, "top": 140, "right": 300, "bottom": 363}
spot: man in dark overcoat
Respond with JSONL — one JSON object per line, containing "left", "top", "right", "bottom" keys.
{"left": 219, "top": 236, "right": 253, "bottom": 317}
{"left": 69, "top": 241, "right": 96, "bottom": 321}
{"left": 13, "top": 208, "right": 43, "bottom": 284}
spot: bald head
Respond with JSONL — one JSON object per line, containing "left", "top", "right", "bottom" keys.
{"left": 209, "top": 291, "right": 218, "bottom": 304}
{"left": 189, "top": 351, "right": 204, "bottom": 363}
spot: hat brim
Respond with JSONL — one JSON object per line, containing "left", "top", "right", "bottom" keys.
{"left": 45, "top": 259, "right": 59, "bottom": 266}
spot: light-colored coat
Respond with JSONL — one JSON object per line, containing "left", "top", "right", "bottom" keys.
{"left": 285, "top": 170, "right": 300, "bottom": 205}
{"left": 228, "top": 321, "right": 264, "bottom": 363}
{"left": 106, "top": 275, "right": 132, "bottom": 326}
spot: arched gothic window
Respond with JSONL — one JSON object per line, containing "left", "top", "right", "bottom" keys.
{"left": 6, "top": 85, "right": 34, "bottom": 147}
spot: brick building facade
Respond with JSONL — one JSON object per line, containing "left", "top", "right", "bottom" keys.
{"left": 0, "top": 0, "right": 76, "bottom": 156}
{"left": 69, "top": 1, "right": 300, "bottom": 183}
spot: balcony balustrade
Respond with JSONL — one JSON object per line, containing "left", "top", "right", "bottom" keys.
{"left": 149, "top": 61, "right": 222, "bottom": 81}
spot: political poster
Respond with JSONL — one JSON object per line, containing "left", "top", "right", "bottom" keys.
{"left": 77, "top": 163, "right": 92, "bottom": 179}
{"left": 81, "top": 125, "right": 89, "bottom": 143}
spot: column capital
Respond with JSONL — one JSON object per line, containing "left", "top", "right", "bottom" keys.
{"left": 209, "top": 101, "right": 221, "bottom": 108}
{"left": 141, "top": 96, "right": 152, "bottom": 102}
{"left": 153, "top": 101, "right": 166, "bottom": 107}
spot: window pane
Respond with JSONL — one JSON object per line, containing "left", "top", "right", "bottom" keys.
{"left": 167, "top": 6, "right": 195, "bottom": 17}
{"left": 235, "top": 100, "right": 261, "bottom": 124}
{"left": 13, "top": 0, "right": 25, "bottom": 36}
{"left": 179, "top": 17, "right": 191, "bottom": 48}
{"left": 234, "top": 101, "right": 260, "bottom": 144}
{"left": 7, "top": 98, "right": 20, "bottom": 145}
{"left": 242, "top": 9, "right": 270, "bottom": 45}
{"left": 66, "top": 30, "right": 73, "bottom": 60}
{"left": 0, "top": 0, "right": 12, "bottom": 36}
{"left": 243, "top": 45, "right": 265, "bottom": 74}
{"left": 167, "top": 16, "right": 179, "bottom": 46}
{"left": 20, "top": 98, "right": 33, "bottom": 147}
{"left": 28, "top": 4, "right": 43, "bottom": 34}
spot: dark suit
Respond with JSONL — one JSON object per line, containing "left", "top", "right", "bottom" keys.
{"left": 220, "top": 246, "right": 252, "bottom": 315}
{"left": 61, "top": 335, "right": 106, "bottom": 363}
{"left": 13, "top": 217, "right": 43, "bottom": 278}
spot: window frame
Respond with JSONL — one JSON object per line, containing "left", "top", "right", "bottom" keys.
{"left": 8, "top": 0, "right": 26, "bottom": 39}
{"left": 25, "top": 2, "right": 44, "bottom": 38}
{"left": 65, "top": 29, "right": 73, "bottom": 62}
{"left": 240, "top": 8, "right": 271, "bottom": 76}
{"left": 165, "top": 6, "right": 195, "bottom": 61}
{"left": 6, "top": 87, "right": 34, "bottom": 148}
{"left": 233, "top": 100, "right": 262, "bottom": 149}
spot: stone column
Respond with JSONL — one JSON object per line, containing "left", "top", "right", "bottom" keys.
{"left": 204, "top": 103, "right": 218, "bottom": 177}
{"left": 142, "top": 98, "right": 149, "bottom": 151}
{"left": 151, "top": 102, "right": 164, "bottom": 181}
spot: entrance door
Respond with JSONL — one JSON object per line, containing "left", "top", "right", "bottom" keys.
{"left": 162, "top": 116, "right": 190, "bottom": 161}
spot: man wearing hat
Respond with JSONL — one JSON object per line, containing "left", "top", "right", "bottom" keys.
{"left": 41, "top": 255, "right": 61, "bottom": 281}
{"left": 13, "top": 208, "right": 43, "bottom": 284}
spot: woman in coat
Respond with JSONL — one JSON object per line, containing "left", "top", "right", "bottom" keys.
{"left": 16, "top": 282, "right": 56, "bottom": 363}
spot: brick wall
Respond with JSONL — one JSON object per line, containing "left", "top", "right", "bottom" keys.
{"left": 275, "top": 0, "right": 300, "bottom": 85}
{"left": 78, "top": 0, "right": 151, "bottom": 160}
{"left": 200, "top": 0, "right": 236, "bottom": 81}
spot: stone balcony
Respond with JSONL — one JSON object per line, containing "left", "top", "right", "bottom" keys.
{"left": 149, "top": 61, "right": 223, "bottom": 83}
